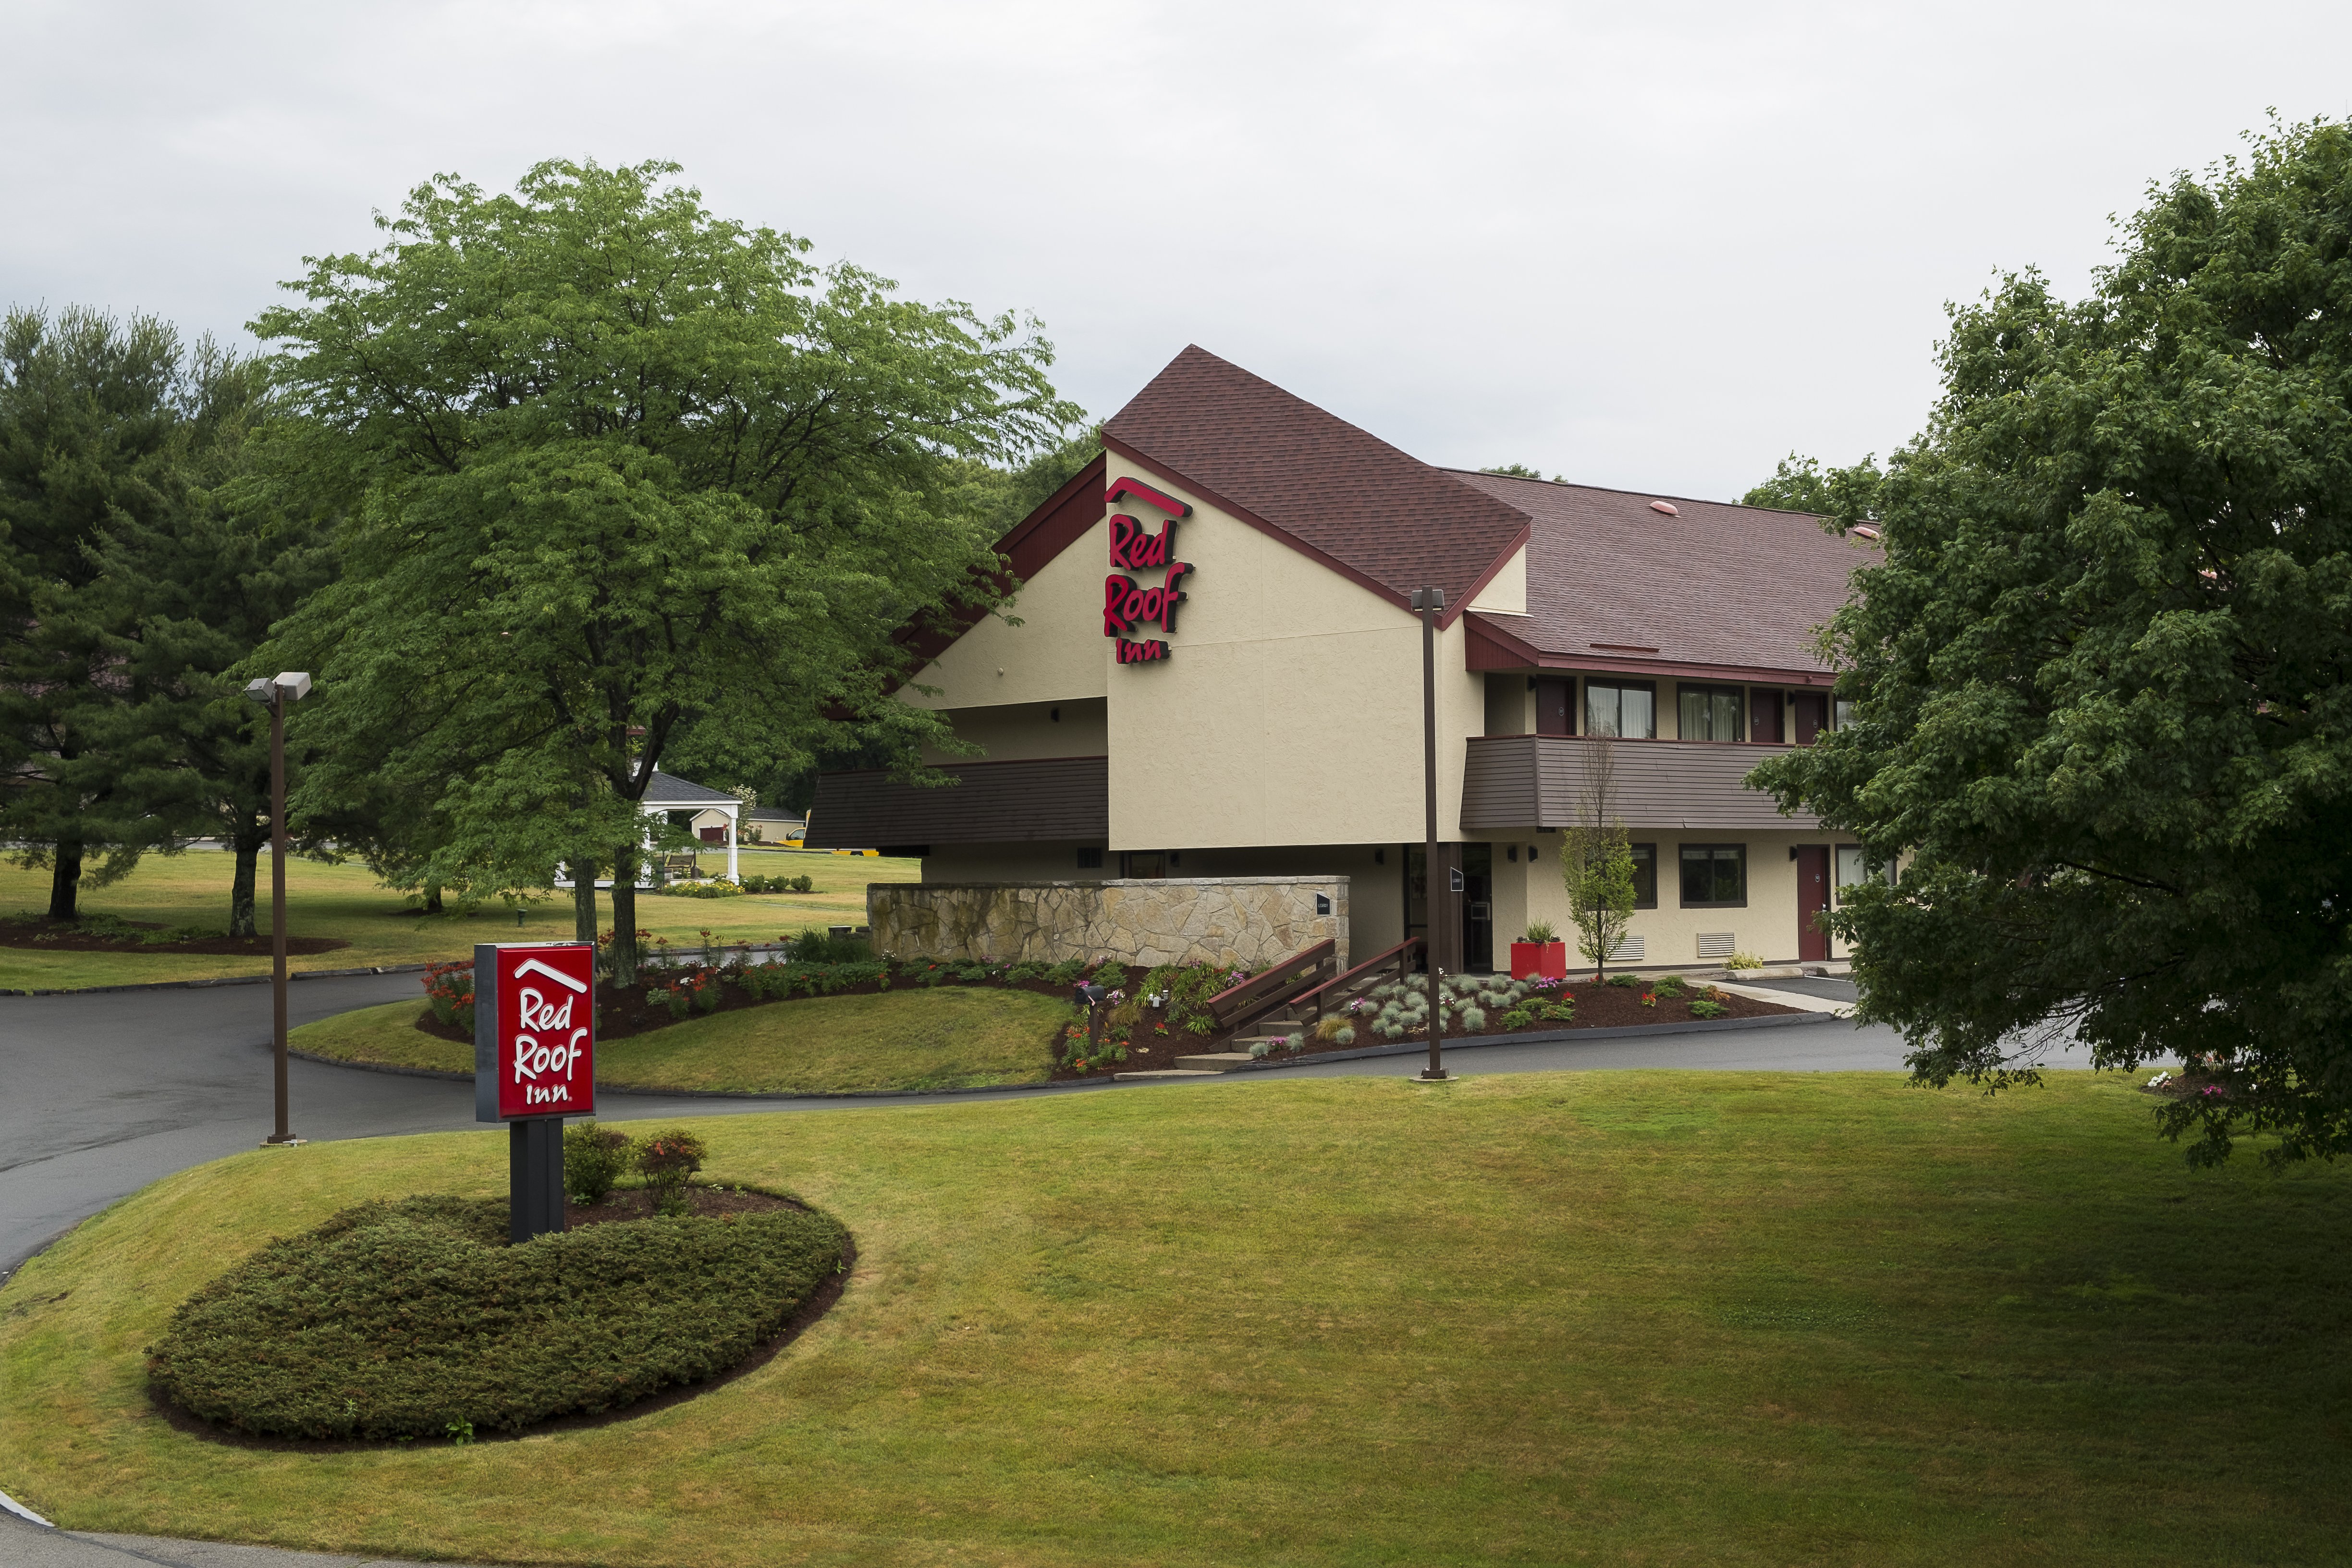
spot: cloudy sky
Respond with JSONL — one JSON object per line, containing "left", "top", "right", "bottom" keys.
{"left": 5, "top": 0, "right": 2346, "bottom": 501}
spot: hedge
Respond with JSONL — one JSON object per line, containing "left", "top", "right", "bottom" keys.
{"left": 147, "top": 1194, "right": 847, "bottom": 1441}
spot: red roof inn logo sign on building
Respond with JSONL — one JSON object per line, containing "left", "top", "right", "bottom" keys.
{"left": 1102, "top": 476, "right": 1193, "bottom": 663}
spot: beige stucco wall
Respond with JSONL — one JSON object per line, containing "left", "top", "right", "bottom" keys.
{"left": 1499, "top": 825, "right": 1853, "bottom": 968}
{"left": 869, "top": 875, "right": 1349, "bottom": 969}
{"left": 919, "top": 698, "right": 1107, "bottom": 766}
{"left": 1467, "top": 542, "right": 1526, "bottom": 615}
{"left": 902, "top": 466, "right": 1491, "bottom": 852}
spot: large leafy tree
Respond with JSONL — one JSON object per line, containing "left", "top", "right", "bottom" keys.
{"left": 0, "top": 308, "right": 209, "bottom": 919}
{"left": 1752, "top": 118, "right": 2352, "bottom": 1165}
{"left": 259, "top": 160, "right": 1077, "bottom": 981}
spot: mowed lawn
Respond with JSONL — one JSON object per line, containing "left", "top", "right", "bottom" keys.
{"left": 293, "top": 987, "right": 1063, "bottom": 1093}
{"left": 0, "top": 847, "right": 917, "bottom": 991}
{"left": 3, "top": 1072, "right": 2347, "bottom": 1567}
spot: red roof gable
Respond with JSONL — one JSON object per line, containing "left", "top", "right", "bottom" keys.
{"left": 1102, "top": 345, "right": 1530, "bottom": 624}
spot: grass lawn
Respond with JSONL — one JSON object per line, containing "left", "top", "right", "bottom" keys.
{"left": 3, "top": 1071, "right": 2347, "bottom": 1566}
{"left": 0, "top": 847, "right": 917, "bottom": 991}
{"left": 293, "top": 987, "right": 1062, "bottom": 1093}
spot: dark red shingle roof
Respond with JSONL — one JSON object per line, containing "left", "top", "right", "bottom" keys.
{"left": 1102, "top": 346, "right": 1531, "bottom": 614}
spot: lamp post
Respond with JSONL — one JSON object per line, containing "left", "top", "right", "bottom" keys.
{"left": 1410, "top": 586, "right": 1449, "bottom": 1082}
{"left": 243, "top": 671, "right": 312, "bottom": 1146}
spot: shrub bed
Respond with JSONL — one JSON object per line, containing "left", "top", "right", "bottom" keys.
{"left": 147, "top": 1192, "right": 848, "bottom": 1442}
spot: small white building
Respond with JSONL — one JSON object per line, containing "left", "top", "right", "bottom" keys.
{"left": 639, "top": 771, "right": 743, "bottom": 882}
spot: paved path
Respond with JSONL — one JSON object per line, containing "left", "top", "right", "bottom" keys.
{"left": 0, "top": 970, "right": 2094, "bottom": 1565}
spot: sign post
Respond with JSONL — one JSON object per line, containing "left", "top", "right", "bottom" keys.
{"left": 474, "top": 942, "right": 598, "bottom": 1243}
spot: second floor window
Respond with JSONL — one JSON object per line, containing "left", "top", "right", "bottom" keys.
{"left": 1679, "top": 685, "right": 1746, "bottom": 741}
{"left": 1586, "top": 681, "right": 1655, "bottom": 738}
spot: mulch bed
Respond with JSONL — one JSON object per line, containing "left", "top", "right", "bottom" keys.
{"left": 0, "top": 917, "right": 350, "bottom": 956}
{"left": 565, "top": 1185, "right": 803, "bottom": 1227}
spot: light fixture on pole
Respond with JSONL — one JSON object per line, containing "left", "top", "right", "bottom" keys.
{"left": 243, "top": 671, "right": 312, "bottom": 1146}
{"left": 1409, "top": 586, "right": 1449, "bottom": 1082}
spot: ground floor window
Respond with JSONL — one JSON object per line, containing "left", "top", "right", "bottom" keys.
{"left": 1834, "top": 844, "right": 1892, "bottom": 899}
{"left": 1679, "top": 843, "right": 1746, "bottom": 907}
{"left": 1629, "top": 842, "right": 1657, "bottom": 907}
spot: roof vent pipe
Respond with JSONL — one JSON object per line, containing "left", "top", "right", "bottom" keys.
{"left": 1649, "top": 501, "right": 1678, "bottom": 516}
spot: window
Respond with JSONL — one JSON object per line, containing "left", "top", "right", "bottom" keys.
{"left": 1123, "top": 851, "right": 1165, "bottom": 878}
{"left": 1834, "top": 845, "right": 1893, "bottom": 900}
{"left": 1629, "top": 842, "right": 1657, "bottom": 908}
{"left": 1679, "top": 844, "right": 1747, "bottom": 907}
{"left": 1678, "top": 685, "right": 1746, "bottom": 742}
{"left": 1834, "top": 698, "right": 1857, "bottom": 729}
{"left": 1585, "top": 681, "right": 1655, "bottom": 738}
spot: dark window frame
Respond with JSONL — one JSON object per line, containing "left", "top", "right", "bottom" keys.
{"left": 1629, "top": 841, "right": 1658, "bottom": 909}
{"left": 1677, "top": 684, "right": 1747, "bottom": 743}
{"left": 1585, "top": 678, "right": 1657, "bottom": 739}
{"left": 1678, "top": 843, "right": 1748, "bottom": 908}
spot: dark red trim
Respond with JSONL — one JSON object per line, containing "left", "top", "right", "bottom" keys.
{"left": 1463, "top": 611, "right": 1838, "bottom": 687}
{"left": 1105, "top": 475, "right": 1192, "bottom": 518}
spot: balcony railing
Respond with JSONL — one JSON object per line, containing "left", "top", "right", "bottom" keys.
{"left": 1460, "top": 735, "right": 1820, "bottom": 833}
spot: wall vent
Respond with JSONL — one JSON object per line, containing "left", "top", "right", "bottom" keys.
{"left": 1608, "top": 935, "right": 1646, "bottom": 963}
{"left": 1696, "top": 932, "right": 1736, "bottom": 960}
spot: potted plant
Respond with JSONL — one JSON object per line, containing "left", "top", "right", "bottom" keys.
{"left": 1510, "top": 921, "right": 1568, "bottom": 981}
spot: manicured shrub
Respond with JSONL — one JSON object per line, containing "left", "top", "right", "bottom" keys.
{"left": 562, "top": 1121, "right": 634, "bottom": 1204}
{"left": 1688, "top": 999, "right": 1729, "bottom": 1019}
{"left": 1522, "top": 920, "right": 1557, "bottom": 943}
{"left": 1606, "top": 973, "right": 1642, "bottom": 988}
{"left": 1501, "top": 1006, "right": 1536, "bottom": 1031}
{"left": 1313, "top": 1015, "right": 1350, "bottom": 1044}
{"left": 1458, "top": 1006, "right": 1487, "bottom": 1033}
{"left": 1006, "top": 961, "right": 1047, "bottom": 983}
{"left": 1043, "top": 958, "right": 1087, "bottom": 987}
{"left": 1654, "top": 975, "right": 1689, "bottom": 999}
{"left": 1334, "top": 1025, "right": 1355, "bottom": 1045}
{"left": 1093, "top": 960, "right": 1130, "bottom": 991}
{"left": 653, "top": 880, "right": 744, "bottom": 899}
{"left": 636, "top": 1129, "right": 709, "bottom": 1215}
{"left": 422, "top": 962, "right": 475, "bottom": 1033}
{"left": 147, "top": 1196, "right": 845, "bottom": 1441}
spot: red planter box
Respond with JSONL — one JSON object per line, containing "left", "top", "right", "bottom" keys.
{"left": 1509, "top": 941, "right": 1568, "bottom": 981}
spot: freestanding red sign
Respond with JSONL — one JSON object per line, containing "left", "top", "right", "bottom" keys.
{"left": 475, "top": 942, "right": 597, "bottom": 1121}
{"left": 475, "top": 942, "right": 596, "bottom": 1243}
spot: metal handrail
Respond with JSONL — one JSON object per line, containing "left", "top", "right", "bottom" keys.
{"left": 1290, "top": 936, "right": 1422, "bottom": 1017}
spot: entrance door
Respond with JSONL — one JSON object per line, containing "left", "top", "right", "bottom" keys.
{"left": 1463, "top": 843, "right": 1494, "bottom": 973}
{"left": 1795, "top": 845, "right": 1830, "bottom": 962}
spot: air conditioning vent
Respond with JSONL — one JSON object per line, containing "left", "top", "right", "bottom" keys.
{"left": 1697, "top": 932, "right": 1736, "bottom": 960}
{"left": 1608, "top": 935, "right": 1645, "bottom": 963}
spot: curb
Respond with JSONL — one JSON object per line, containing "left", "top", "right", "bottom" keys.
{"left": 0, "top": 1487, "right": 50, "bottom": 1528}
{"left": 2, "top": 963, "right": 436, "bottom": 997}
{"left": 1229, "top": 1008, "right": 1835, "bottom": 1071}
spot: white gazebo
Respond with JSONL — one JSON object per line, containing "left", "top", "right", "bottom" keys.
{"left": 638, "top": 770, "right": 742, "bottom": 882}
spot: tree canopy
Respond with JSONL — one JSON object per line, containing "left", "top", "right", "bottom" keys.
{"left": 1751, "top": 117, "right": 2352, "bottom": 1164}
{"left": 257, "top": 159, "right": 1079, "bottom": 978}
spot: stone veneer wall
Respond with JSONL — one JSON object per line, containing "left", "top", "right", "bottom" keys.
{"left": 868, "top": 877, "right": 1349, "bottom": 971}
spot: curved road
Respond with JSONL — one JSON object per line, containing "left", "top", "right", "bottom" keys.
{"left": 0, "top": 969, "right": 2086, "bottom": 1567}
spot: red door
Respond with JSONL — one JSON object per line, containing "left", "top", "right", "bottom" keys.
{"left": 1792, "top": 693, "right": 1828, "bottom": 746}
{"left": 1750, "top": 688, "right": 1784, "bottom": 743}
{"left": 1796, "top": 845, "right": 1830, "bottom": 962}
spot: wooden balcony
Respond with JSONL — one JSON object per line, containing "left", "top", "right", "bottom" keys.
{"left": 1459, "top": 735, "right": 1820, "bottom": 833}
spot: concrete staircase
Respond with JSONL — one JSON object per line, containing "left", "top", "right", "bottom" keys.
{"left": 1113, "top": 1006, "right": 1312, "bottom": 1080}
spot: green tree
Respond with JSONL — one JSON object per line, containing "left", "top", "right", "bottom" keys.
{"left": 1561, "top": 740, "right": 1635, "bottom": 977}
{"left": 1750, "top": 117, "right": 2352, "bottom": 1165}
{"left": 0, "top": 308, "right": 201, "bottom": 919}
{"left": 258, "top": 160, "right": 1078, "bottom": 982}
{"left": 1480, "top": 462, "right": 1554, "bottom": 480}
{"left": 91, "top": 346, "right": 334, "bottom": 935}
{"left": 1741, "top": 452, "right": 1882, "bottom": 516}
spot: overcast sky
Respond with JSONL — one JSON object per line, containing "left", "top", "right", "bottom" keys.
{"left": 5, "top": 0, "right": 2346, "bottom": 502}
